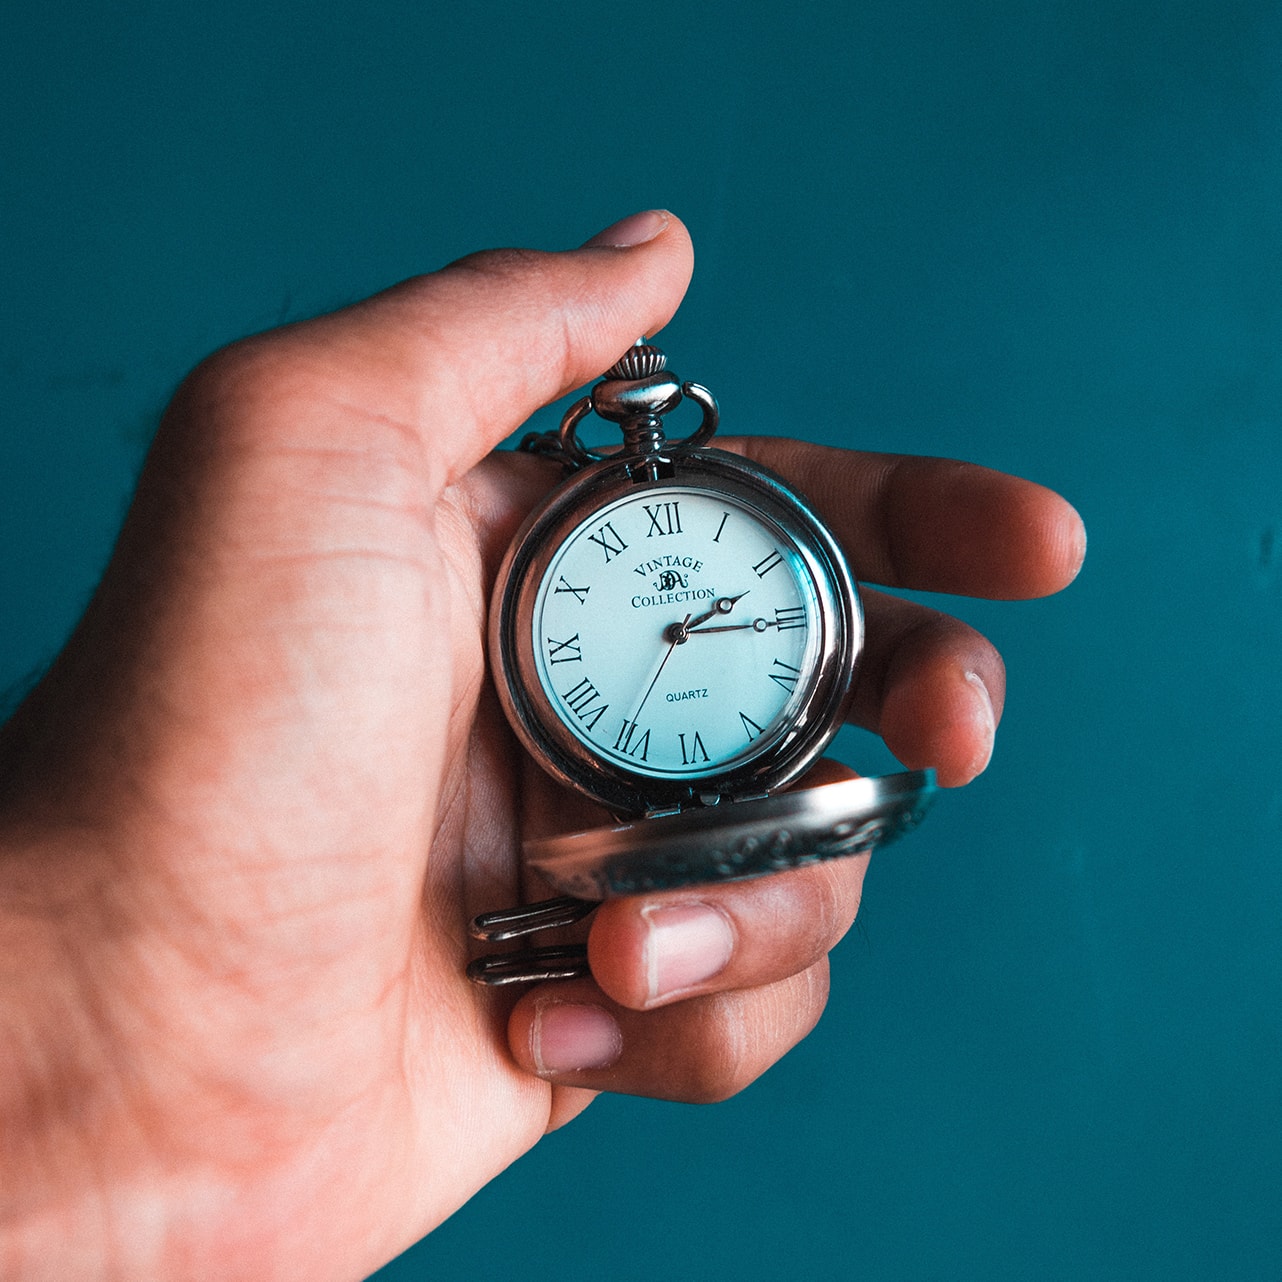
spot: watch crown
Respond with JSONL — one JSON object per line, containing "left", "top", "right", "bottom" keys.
{"left": 605, "top": 341, "right": 668, "bottom": 382}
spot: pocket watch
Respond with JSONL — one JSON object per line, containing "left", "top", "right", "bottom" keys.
{"left": 468, "top": 341, "right": 936, "bottom": 984}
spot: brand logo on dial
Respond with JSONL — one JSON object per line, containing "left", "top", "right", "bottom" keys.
{"left": 630, "top": 554, "right": 713, "bottom": 609}
{"left": 633, "top": 554, "right": 703, "bottom": 579}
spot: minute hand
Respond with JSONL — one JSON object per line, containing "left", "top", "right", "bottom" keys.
{"left": 687, "top": 617, "right": 775, "bottom": 635}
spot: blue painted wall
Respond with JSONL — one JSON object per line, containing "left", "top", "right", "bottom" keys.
{"left": 3, "top": 2, "right": 1279, "bottom": 1277}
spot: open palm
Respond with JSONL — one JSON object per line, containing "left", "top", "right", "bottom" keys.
{"left": 0, "top": 214, "right": 1084, "bottom": 1280}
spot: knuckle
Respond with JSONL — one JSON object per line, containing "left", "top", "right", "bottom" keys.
{"left": 898, "top": 606, "right": 993, "bottom": 675}
{"left": 674, "top": 970, "right": 830, "bottom": 1104}
{"left": 800, "top": 957, "right": 831, "bottom": 1029}
{"left": 672, "top": 995, "right": 758, "bottom": 1104}
{"left": 746, "top": 864, "right": 859, "bottom": 967}
{"left": 443, "top": 245, "right": 551, "bottom": 285}
{"left": 679, "top": 1052, "right": 759, "bottom": 1105}
{"left": 810, "top": 861, "right": 863, "bottom": 944}
{"left": 170, "top": 334, "right": 309, "bottom": 432}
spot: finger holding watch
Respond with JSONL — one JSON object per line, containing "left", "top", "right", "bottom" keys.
{"left": 504, "top": 757, "right": 871, "bottom": 1105}
{"left": 490, "top": 434, "right": 1083, "bottom": 1106}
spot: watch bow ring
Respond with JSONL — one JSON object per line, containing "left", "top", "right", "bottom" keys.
{"left": 469, "top": 341, "right": 936, "bottom": 985}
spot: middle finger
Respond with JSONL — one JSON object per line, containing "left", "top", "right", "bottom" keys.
{"left": 724, "top": 435, "right": 1086, "bottom": 599}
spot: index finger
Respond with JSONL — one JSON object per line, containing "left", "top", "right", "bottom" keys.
{"left": 724, "top": 437, "right": 1086, "bottom": 599}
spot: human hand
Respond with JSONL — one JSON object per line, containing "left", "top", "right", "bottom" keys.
{"left": 0, "top": 211, "right": 1084, "bottom": 1279}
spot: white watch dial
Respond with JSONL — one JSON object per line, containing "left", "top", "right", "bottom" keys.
{"left": 531, "top": 485, "right": 824, "bottom": 779}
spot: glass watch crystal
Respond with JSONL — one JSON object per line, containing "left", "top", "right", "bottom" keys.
{"left": 531, "top": 484, "right": 823, "bottom": 779}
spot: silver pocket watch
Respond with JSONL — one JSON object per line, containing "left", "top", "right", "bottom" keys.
{"left": 468, "top": 342, "right": 936, "bottom": 984}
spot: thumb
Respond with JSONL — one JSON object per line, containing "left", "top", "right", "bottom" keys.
{"left": 236, "top": 208, "right": 694, "bottom": 489}
{"left": 0, "top": 213, "right": 693, "bottom": 854}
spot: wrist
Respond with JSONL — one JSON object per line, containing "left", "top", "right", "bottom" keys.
{"left": 0, "top": 941, "right": 94, "bottom": 1274}
{"left": 0, "top": 835, "right": 144, "bottom": 1279}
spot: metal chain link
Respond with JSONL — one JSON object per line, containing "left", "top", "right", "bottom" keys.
{"left": 517, "top": 429, "right": 580, "bottom": 472}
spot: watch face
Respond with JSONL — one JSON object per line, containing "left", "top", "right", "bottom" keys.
{"left": 491, "top": 449, "right": 861, "bottom": 814}
{"left": 532, "top": 486, "right": 820, "bottom": 779}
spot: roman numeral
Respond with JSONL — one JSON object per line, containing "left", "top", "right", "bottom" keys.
{"left": 554, "top": 576, "right": 590, "bottom": 605}
{"left": 562, "top": 677, "right": 609, "bottom": 731}
{"left": 679, "top": 731, "right": 710, "bottom": 766}
{"left": 587, "top": 521, "right": 628, "bottom": 563}
{"left": 768, "top": 658, "right": 802, "bottom": 691}
{"left": 774, "top": 605, "right": 807, "bottom": 631}
{"left": 713, "top": 511, "right": 729, "bottom": 543}
{"left": 644, "top": 501, "right": 682, "bottom": 537}
{"left": 752, "top": 549, "right": 784, "bottom": 578}
{"left": 546, "top": 633, "right": 582, "bottom": 664}
{"left": 612, "top": 719, "right": 651, "bottom": 761}
{"left": 739, "top": 711, "right": 764, "bottom": 741}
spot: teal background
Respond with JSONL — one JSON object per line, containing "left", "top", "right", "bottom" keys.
{"left": 3, "top": 2, "right": 1280, "bottom": 1278}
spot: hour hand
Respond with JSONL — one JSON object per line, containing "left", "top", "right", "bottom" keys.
{"left": 684, "top": 591, "right": 750, "bottom": 632}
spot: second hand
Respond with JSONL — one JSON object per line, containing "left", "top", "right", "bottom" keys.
{"left": 628, "top": 613, "right": 691, "bottom": 725}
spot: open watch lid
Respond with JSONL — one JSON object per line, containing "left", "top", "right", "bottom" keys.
{"left": 467, "top": 767, "right": 936, "bottom": 985}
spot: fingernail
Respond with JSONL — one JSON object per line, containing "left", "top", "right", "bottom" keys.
{"left": 1067, "top": 511, "right": 1088, "bottom": 582}
{"left": 582, "top": 209, "right": 670, "bottom": 248}
{"left": 532, "top": 1002, "right": 622, "bottom": 1074}
{"left": 963, "top": 670, "right": 996, "bottom": 776}
{"left": 642, "top": 902, "right": 735, "bottom": 1005}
